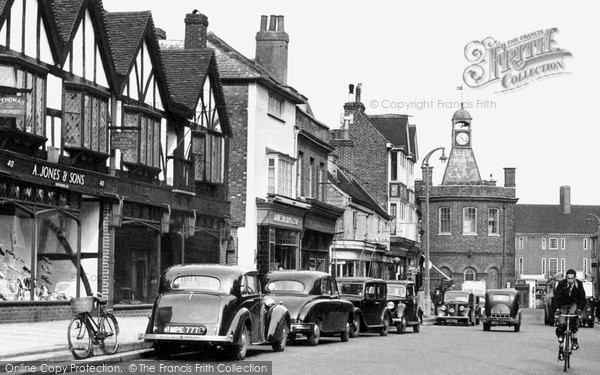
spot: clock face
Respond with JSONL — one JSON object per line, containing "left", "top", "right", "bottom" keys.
{"left": 456, "top": 132, "right": 470, "bottom": 146}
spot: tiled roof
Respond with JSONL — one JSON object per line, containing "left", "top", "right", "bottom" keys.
{"left": 368, "top": 114, "right": 411, "bottom": 153}
{"left": 207, "top": 32, "right": 306, "bottom": 104}
{"left": 329, "top": 169, "right": 390, "bottom": 219}
{"left": 515, "top": 204, "right": 600, "bottom": 234}
{"left": 161, "top": 49, "right": 213, "bottom": 109}
{"left": 51, "top": 0, "right": 85, "bottom": 46}
{"left": 104, "top": 11, "right": 152, "bottom": 76}
{"left": 0, "top": 0, "right": 10, "bottom": 26}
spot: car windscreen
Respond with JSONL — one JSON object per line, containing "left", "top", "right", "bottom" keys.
{"left": 583, "top": 281, "right": 593, "bottom": 297}
{"left": 339, "top": 282, "right": 363, "bottom": 296}
{"left": 387, "top": 285, "right": 406, "bottom": 297}
{"left": 444, "top": 293, "right": 468, "bottom": 303}
{"left": 171, "top": 275, "right": 221, "bottom": 291}
{"left": 266, "top": 280, "right": 305, "bottom": 293}
{"left": 490, "top": 294, "right": 510, "bottom": 302}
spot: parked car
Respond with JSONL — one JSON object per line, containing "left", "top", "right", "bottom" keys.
{"left": 337, "top": 277, "right": 392, "bottom": 337}
{"left": 385, "top": 280, "right": 421, "bottom": 333}
{"left": 481, "top": 289, "right": 521, "bottom": 332}
{"left": 543, "top": 271, "right": 595, "bottom": 327}
{"left": 265, "top": 270, "right": 354, "bottom": 346}
{"left": 435, "top": 290, "right": 477, "bottom": 326}
{"left": 139, "top": 264, "right": 290, "bottom": 360}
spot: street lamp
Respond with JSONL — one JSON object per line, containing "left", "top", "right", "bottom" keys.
{"left": 421, "top": 147, "right": 447, "bottom": 317}
{"left": 587, "top": 213, "right": 600, "bottom": 293}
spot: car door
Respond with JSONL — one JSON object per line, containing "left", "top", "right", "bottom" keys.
{"left": 405, "top": 283, "right": 418, "bottom": 322}
{"left": 319, "top": 276, "right": 335, "bottom": 332}
{"left": 363, "top": 282, "right": 385, "bottom": 326}
{"left": 329, "top": 278, "right": 348, "bottom": 331}
{"left": 241, "top": 272, "right": 264, "bottom": 343}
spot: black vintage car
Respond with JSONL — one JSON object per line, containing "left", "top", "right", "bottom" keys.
{"left": 436, "top": 291, "right": 477, "bottom": 326}
{"left": 385, "top": 280, "right": 421, "bottom": 333}
{"left": 337, "top": 277, "right": 392, "bottom": 337}
{"left": 265, "top": 270, "right": 354, "bottom": 346}
{"left": 481, "top": 289, "right": 521, "bottom": 332}
{"left": 139, "top": 264, "right": 290, "bottom": 360}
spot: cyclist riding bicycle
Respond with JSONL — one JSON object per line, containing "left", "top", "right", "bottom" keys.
{"left": 551, "top": 269, "right": 586, "bottom": 361}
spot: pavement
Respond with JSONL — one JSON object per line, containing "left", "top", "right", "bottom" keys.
{"left": 0, "top": 315, "right": 154, "bottom": 363}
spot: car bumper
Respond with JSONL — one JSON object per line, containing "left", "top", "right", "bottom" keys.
{"left": 138, "top": 333, "right": 234, "bottom": 343}
{"left": 290, "top": 322, "right": 315, "bottom": 334}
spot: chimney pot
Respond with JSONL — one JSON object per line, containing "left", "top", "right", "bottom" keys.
{"left": 504, "top": 167, "right": 516, "bottom": 187}
{"left": 560, "top": 186, "right": 571, "bottom": 214}
{"left": 260, "top": 15, "right": 268, "bottom": 31}
{"left": 356, "top": 83, "right": 362, "bottom": 103}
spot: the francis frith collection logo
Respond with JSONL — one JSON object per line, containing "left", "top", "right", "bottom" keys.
{"left": 463, "top": 27, "right": 572, "bottom": 92}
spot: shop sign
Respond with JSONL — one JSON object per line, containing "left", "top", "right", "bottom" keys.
{"left": 0, "top": 95, "right": 26, "bottom": 116}
{"left": 31, "top": 163, "right": 88, "bottom": 186}
{"left": 273, "top": 213, "right": 301, "bottom": 226}
{"left": 110, "top": 131, "right": 137, "bottom": 151}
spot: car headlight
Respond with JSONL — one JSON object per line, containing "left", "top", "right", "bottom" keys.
{"left": 449, "top": 308, "right": 455, "bottom": 314}
{"left": 387, "top": 302, "right": 395, "bottom": 309}
{"left": 459, "top": 306, "right": 465, "bottom": 312}
{"left": 264, "top": 297, "right": 276, "bottom": 308}
{"left": 587, "top": 306, "right": 592, "bottom": 312}
{"left": 441, "top": 305, "right": 446, "bottom": 311}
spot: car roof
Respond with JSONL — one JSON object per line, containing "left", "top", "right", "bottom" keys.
{"left": 268, "top": 270, "right": 329, "bottom": 281}
{"left": 162, "top": 264, "right": 257, "bottom": 279}
{"left": 385, "top": 280, "right": 414, "bottom": 285}
{"left": 487, "top": 288, "right": 518, "bottom": 295}
{"left": 337, "top": 277, "right": 385, "bottom": 283}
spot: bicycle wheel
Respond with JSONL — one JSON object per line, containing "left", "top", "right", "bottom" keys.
{"left": 563, "top": 333, "right": 570, "bottom": 372}
{"left": 68, "top": 316, "right": 92, "bottom": 359}
{"left": 99, "top": 313, "right": 120, "bottom": 355}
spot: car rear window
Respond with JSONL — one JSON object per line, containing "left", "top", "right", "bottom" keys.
{"left": 171, "top": 276, "right": 221, "bottom": 291}
{"left": 339, "top": 283, "right": 363, "bottom": 296}
{"left": 387, "top": 285, "right": 406, "bottom": 297}
{"left": 444, "top": 293, "right": 468, "bottom": 303}
{"left": 491, "top": 294, "right": 510, "bottom": 302}
{"left": 267, "top": 280, "right": 305, "bottom": 292}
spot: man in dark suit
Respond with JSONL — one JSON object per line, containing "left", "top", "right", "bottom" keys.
{"left": 551, "top": 269, "right": 586, "bottom": 361}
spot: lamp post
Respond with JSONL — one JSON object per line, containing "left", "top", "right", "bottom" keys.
{"left": 421, "top": 147, "right": 447, "bottom": 317}
{"left": 587, "top": 213, "right": 600, "bottom": 294}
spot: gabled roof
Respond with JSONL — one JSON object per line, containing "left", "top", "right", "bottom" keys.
{"left": 104, "top": 11, "right": 152, "bottom": 78}
{"left": 207, "top": 32, "right": 306, "bottom": 104}
{"left": 51, "top": 0, "right": 85, "bottom": 46}
{"left": 0, "top": 0, "right": 10, "bottom": 30}
{"left": 367, "top": 114, "right": 415, "bottom": 157}
{"left": 329, "top": 168, "right": 390, "bottom": 219}
{"left": 160, "top": 43, "right": 232, "bottom": 136}
{"left": 515, "top": 204, "right": 600, "bottom": 234}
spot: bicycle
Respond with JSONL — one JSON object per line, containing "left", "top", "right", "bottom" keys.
{"left": 67, "top": 294, "right": 120, "bottom": 359}
{"left": 556, "top": 313, "right": 580, "bottom": 372}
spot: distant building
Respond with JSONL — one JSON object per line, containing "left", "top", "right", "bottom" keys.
{"left": 417, "top": 106, "right": 518, "bottom": 291}
{"left": 330, "top": 84, "right": 419, "bottom": 279}
{"left": 515, "top": 186, "right": 599, "bottom": 306}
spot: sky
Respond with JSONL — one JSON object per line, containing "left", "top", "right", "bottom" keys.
{"left": 103, "top": 0, "right": 600, "bottom": 205}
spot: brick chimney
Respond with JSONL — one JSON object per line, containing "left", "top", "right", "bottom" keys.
{"left": 255, "top": 15, "right": 288, "bottom": 85}
{"left": 560, "top": 185, "right": 571, "bottom": 214}
{"left": 155, "top": 27, "right": 167, "bottom": 40}
{"left": 185, "top": 10, "right": 208, "bottom": 49}
{"left": 504, "top": 167, "right": 516, "bottom": 187}
{"left": 344, "top": 82, "right": 365, "bottom": 112}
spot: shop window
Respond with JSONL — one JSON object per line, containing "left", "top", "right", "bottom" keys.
{"left": 120, "top": 110, "right": 160, "bottom": 169}
{"left": 0, "top": 64, "right": 45, "bottom": 135}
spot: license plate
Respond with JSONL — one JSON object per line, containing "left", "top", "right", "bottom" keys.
{"left": 163, "top": 325, "right": 207, "bottom": 335}
{"left": 491, "top": 321, "right": 508, "bottom": 326}
{"left": 446, "top": 319, "right": 458, "bottom": 324}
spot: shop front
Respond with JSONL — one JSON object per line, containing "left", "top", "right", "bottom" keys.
{"left": 256, "top": 197, "right": 308, "bottom": 274}
{"left": 301, "top": 199, "right": 344, "bottom": 272}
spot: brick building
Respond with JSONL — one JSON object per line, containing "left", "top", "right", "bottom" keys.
{"left": 0, "top": 2, "right": 231, "bottom": 322}
{"left": 515, "top": 186, "right": 599, "bottom": 307}
{"left": 417, "top": 107, "right": 518, "bottom": 291}
{"left": 331, "top": 84, "right": 420, "bottom": 279}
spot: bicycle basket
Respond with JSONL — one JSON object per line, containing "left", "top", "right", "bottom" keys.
{"left": 71, "top": 296, "right": 95, "bottom": 313}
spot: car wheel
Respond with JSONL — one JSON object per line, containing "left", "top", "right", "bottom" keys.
{"left": 412, "top": 323, "right": 420, "bottom": 333}
{"left": 380, "top": 314, "right": 390, "bottom": 336}
{"left": 306, "top": 320, "right": 321, "bottom": 346}
{"left": 287, "top": 332, "right": 297, "bottom": 345}
{"left": 514, "top": 324, "right": 520, "bottom": 332}
{"left": 589, "top": 320, "right": 595, "bottom": 328}
{"left": 350, "top": 313, "right": 361, "bottom": 338}
{"left": 483, "top": 323, "right": 490, "bottom": 331}
{"left": 232, "top": 324, "right": 249, "bottom": 360}
{"left": 395, "top": 315, "right": 407, "bottom": 334}
{"left": 341, "top": 322, "right": 350, "bottom": 342}
{"left": 271, "top": 325, "right": 287, "bottom": 352}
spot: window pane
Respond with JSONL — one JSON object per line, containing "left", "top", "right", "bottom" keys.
{"left": 64, "top": 91, "right": 82, "bottom": 147}
{"left": 139, "top": 116, "right": 147, "bottom": 165}
{"left": 154, "top": 120, "right": 161, "bottom": 168}
{"left": 463, "top": 208, "right": 476, "bottom": 234}
{"left": 440, "top": 207, "right": 451, "bottom": 233}
{"left": 122, "top": 112, "right": 138, "bottom": 163}
{"left": 91, "top": 97, "right": 99, "bottom": 151}
{"left": 193, "top": 134, "right": 206, "bottom": 181}
{"left": 488, "top": 208, "right": 499, "bottom": 234}
{"left": 268, "top": 158, "right": 275, "bottom": 194}
{"left": 99, "top": 100, "right": 107, "bottom": 153}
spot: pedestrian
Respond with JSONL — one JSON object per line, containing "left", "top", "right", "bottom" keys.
{"left": 432, "top": 287, "right": 443, "bottom": 314}
{"left": 417, "top": 286, "right": 425, "bottom": 322}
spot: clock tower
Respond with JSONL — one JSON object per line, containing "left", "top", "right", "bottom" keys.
{"left": 442, "top": 105, "right": 482, "bottom": 184}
